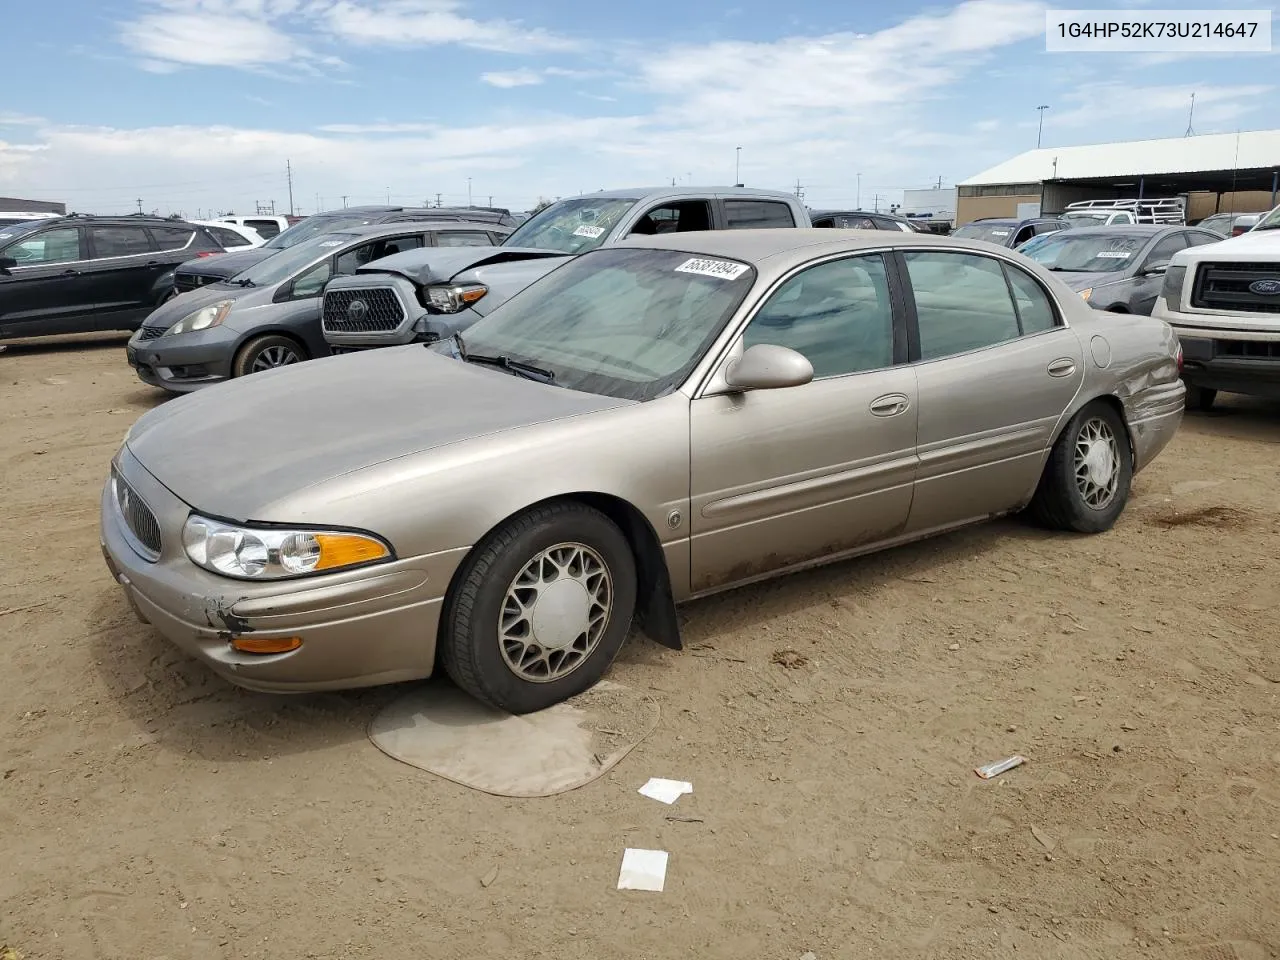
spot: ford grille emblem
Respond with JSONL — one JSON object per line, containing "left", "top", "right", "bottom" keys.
{"left": 347, "top": 299, "right": 369, "bottom": 320}
{"left": 1248, "top": 278, "right": 1280, "bottom": 296}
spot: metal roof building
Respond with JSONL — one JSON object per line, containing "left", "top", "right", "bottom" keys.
{"left": 956, "top": 129, "right": 1280, "bottom": 226}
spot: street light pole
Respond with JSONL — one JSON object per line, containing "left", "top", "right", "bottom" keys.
{"left": 735, "top": 146, "right": 742, "bottom": 186}
{"left": 1036, "top": 105, "right": 1050, "bottom": 148}
{"left": 467, "top": 178, "right": 473, "bottom": 208}
{"left": 856, "top": 173, "right": 862, "bottom": 209}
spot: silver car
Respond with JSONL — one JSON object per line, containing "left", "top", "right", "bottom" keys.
{"left": 101, "top": 230, "right": 1185, "bottom": 714}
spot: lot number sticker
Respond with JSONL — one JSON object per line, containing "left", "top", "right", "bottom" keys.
{"left": 675, "top": 257, "right": 750, "bottom": 280}
{"left": 318, "top": 240, "right": 344, "bottom": 247}
{"left": 1095, "top": 251, "right": 1132, "bottom": 258}
{"left": 573, "top": 225, "right": 606, "bottom": 239}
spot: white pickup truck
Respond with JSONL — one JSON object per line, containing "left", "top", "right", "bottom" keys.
{"left": 1153, "top": 204, "right": 1280, "bottom": 409}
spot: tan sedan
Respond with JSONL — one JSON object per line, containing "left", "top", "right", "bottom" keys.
{"left": 101, "top": 230, "right": 1185, "bottom": 713}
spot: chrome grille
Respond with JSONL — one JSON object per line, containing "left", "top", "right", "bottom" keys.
{"left": 112, "top": 468, "right": 162, "bottom": 560}
{"left": 1192, "top": 262, "right": 1280, "bottom": 315}
{"left": 323, "top": 288, "right": 406, "bottom": 333}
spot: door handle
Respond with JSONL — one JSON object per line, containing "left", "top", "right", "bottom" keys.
{"left": 870, "top": 393, "right": 910, "bottom": 417}
{"left": 1047, "top": 358, "right": 1076, "bottom": 377}
{"left": 61, "top": 268, "right": 80, "bottom": 276}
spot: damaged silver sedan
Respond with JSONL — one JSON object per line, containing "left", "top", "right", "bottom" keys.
{"left": 101, "top": 230, "right": 1185, "bottom": 714}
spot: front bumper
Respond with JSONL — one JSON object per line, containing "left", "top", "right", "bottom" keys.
{"left": 1155, "top": 301, "right": 1280, "bottom": 399}
{"left": 100, "top": 447, "right": 467, "bottom": 692}
{"left": 125, "top": 324, "right": 239, "bottom": 393}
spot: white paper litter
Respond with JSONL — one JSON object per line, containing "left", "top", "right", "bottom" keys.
{"left": 617, "top": 848, "right": 668, "bottom": 892}
{"left": 638, "top": 777, "right": 693, "bottom": 805}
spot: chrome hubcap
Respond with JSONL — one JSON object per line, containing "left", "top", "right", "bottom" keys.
{"left": 499, "top": 543, "right": 612, "bottom": 683}
{"left": 1074, "top": 417, "right": 1120, "bottom": 509}
{"left": 251, "top": 345, "right": 300, "bottom": 372}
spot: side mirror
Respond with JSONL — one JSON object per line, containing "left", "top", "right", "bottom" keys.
{"left": 724, "top": 343, "right": 814, "bottom": 391}
{"left": 1144, "top": 261, "right": 1169, "bottom": 276}
{"left": 0, "top": 256, "right": 16, "bottom": 274}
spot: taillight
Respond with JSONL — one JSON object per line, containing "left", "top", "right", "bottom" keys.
{"left": 196, "top": 251, "right": 222, "bottom": 257}
{"left": 1231, "top": 226, "right": 1247, "bottom": 236}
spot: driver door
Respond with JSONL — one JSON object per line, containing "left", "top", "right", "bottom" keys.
{"left": 688, "top": 252, "right": 918, "bottom": 594}
{"left": 0, "top": 226, "right": 94, "bottom": 337}
{"left": 1130, "top": 232, "right": 1195, "bottom": 315}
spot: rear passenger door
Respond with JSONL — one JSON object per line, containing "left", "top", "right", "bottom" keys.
{"left": 84, "top": 225, "right": 162, "bottom": 328}
{"left": 898, "top": 249, "right": 1084, "bottom": 533}
{"left": 719, "top": 198, "right": 798, "bottom": 230}
{"left": 0, "top": 225, "right": 95, "bottom": 337}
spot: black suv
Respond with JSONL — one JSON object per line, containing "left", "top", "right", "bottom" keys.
{"left": 0, "top": 214, "right": 224, "bottom": 341}
{"left": 810, "top": 209, "right": 931, "bottom": 233}
{"left": 172, "top": 205, "right": 517, "bottom": 294}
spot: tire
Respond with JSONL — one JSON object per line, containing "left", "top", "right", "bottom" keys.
{"left": 1028, "top": 401, "right": 1133, "bottom": 534}
{"left": 231, "top": 334, "right": 307, "bottom": 378}
{"left": 1184, "top": 384, "right": 1216, "bottom": 412}
{"left": 440, "top": 501, "right": 638, "bottom": 714}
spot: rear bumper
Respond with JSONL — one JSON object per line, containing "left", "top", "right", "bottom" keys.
{"left": 1125, "top": 381, "right": 1185, "bottom": 473}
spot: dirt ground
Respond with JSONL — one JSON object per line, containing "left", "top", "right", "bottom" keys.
{"left": 2, "top": 334, "right": 1279, "bottom": 960}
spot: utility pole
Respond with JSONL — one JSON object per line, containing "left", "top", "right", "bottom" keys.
{"left": 136, "top": 198, "right": 143, "bottom": 213}
{"left": 856, "top": 173, "right": 862, "bottom": 209}
{"left": 467, "top": 178, "right": 472, "bottom": 208}
{"left": 487, "top": 195, "right": 493, "bottom": 207}
{"left": 435, "top": 193, "right": 442, "bottom": 207}
{"left": 872, "top": 194, "right": 883, "bottom": 212}
{"left": 386, "top": 187, "right": 391, "bottom": 204}
{"left": 937, "top": 175, "right": 943, "bottom": 190}
{"left": 1185, "top": 92, "right": 1196, "bottom": 136}
{"left": 793, "top": 179, "right": 804, "bottom": 200}
{"left": 1036, "top": 104, "right": 1050, "bottom": 148}
{"left": 735, "top": 146, "right": 742, "bottom": 186}
{"left": 341, "top": 195, "right": 348, "bottom": 208}
{"left": 286, "top": 159, "right": 295, "bottom": 216}
{"left": 270, "top": 199, "right": 276, "bottom": 215}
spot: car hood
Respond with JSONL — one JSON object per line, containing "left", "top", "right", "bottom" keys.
{"left": 1200, "top": 229, "right": 1280, "bottom": 253}
{"left": 177, "top": 247, "right": 276, "bottom": 280}
{"left": 138, "top": 282, "right": 273, "bottom": 332}
{"left": 124, "top": 346, "right": 632, "bottom": 522}
{"left": 356, "top": 246, "right": 570, "bottom": 286}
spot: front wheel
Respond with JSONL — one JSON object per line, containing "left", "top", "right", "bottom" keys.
{"left": 232, "top": 334, "right": 308, "bottom": 378}
{"left": 1028, "top": 401, "right": 1133, "bottom": 533}
{"left": 439, "top": 502, "right": 638, "bottom": 714}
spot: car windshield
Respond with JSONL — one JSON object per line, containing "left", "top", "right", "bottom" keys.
{"left": 1018, "top": 231, "right": 1148, "bottom": 272}
{"left": 952, "top": 222, "right": 1015, "bottom": 243}
{"left": 455, "top": 247, "right": 756, "bottom": 402}
{"left": 264, "top": 215, "right": 378, "bottom": 249}
{"left": 230, "top": 232, "right": 358, "bottom": 286}
{"left": 502, "top": 198, "right": 638, "bottom": 254}
{"left": 1253, "top": 206, "right": 1280, "bottom": 231}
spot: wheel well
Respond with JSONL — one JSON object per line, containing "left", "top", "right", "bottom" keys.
{"left": 1078, "top": 394, "right": 1135, "bottom": 464}
{"left": 1104, "top": 304, "right": 1129, "bottom": 313}
{"left": 439, "top": 492, "right": 683, "bottom": 659}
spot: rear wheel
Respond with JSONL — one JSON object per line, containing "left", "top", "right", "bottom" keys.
{"left": 232, "top": 334, "right": 307, "bottom": 378}
{"left": 1184, "top": 384, "right": 1216, "bottom": 412}
{"left": 1028, "top": 401, "right": 1132, "bottom": 533}
{"left": 439, "top": 501, "right": 637, "bottom": 714}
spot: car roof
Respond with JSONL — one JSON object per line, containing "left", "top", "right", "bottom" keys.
{"left": 811, "top": 209, "right": 903, "bottom": 218}
{"left": 1046, "top": 224, "right": 1168, "bottom": 238}
{"left": 564, "top": 186, "right": 801, "bottom": 203}
{"left": 614, "top": 227, "right": 993, "bottom": 270}
{"left": 332, "top": 221, "right": 509, "bottom": 237}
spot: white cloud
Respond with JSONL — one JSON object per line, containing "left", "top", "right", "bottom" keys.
{"left": 318, "top": 0, "right": 577, "bottom": 54}
{"left": 1048, "top": 82, "right": 1273, "bottom": 129}
{"left": 0, "top": 113, "right": 47, "bottom": 127}
{"left": 481, "top": 69, "right": 544, "bottom": 88}
{"left": 116, "top": 0, "right": 574, "bottom": 72}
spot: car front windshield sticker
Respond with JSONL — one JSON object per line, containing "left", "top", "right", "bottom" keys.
{"left": 674, "top": 257, "right": 751, "bottom": 280}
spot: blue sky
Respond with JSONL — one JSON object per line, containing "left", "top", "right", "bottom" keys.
{"left": 0, "top": 0, "right": 1274, "bottom": 216}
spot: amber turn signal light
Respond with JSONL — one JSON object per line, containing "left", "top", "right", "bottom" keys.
{"left": 230, "top": 635, "right": 303, "bottom": 655}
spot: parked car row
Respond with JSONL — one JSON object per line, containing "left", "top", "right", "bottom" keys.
{"left": 101, "top": 225, "right": 1186, "bottom": 714}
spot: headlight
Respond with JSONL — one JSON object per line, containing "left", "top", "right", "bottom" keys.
{"left": 164, "top": 300, "right": 234, "bottom": 336}
{"left": 1161, "top": 265, "right": 1187, "bottom": 306}
{"left": 424, "top": 283, "right": 487, "bottom": 313}
{"left": 182, "top": 515, "right": 392, "bottom": 580}
{"left": 1077, "top": 287, "right": 1093, "bottom": 301}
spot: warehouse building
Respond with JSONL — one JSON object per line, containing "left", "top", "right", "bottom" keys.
{"left": 0, "top": 197, "right": 65, "bottom": 215}
{"left": 956, "top": 129, "right": 1280, "bottom": 226}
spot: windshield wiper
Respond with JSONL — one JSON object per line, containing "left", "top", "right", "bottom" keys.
{"left": 231, "top": 277, "right": 256, "bottom": 287}
{"left": 464, "top": 352, "right": 556, "bottom": 384}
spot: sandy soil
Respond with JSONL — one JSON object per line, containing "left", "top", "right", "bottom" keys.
{"left": 2, "top": 335, "right": 1279, "bottom": 960}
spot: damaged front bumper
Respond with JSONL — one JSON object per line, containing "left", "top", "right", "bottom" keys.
{"left": 99, "top": 447, "right": 462, "bottom": 693}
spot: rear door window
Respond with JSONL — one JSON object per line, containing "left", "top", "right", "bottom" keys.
{"left": 90, "top": 226, "right": 155, "bottom": 258}
{"left": 723, "top": 200, "right": 796, "bottom": 229}
{"left": 245, "top": 219, "right": 281, "bottom": 238}
{"left": 435, "top": 231, "right": 496, "bottom": 247}
{"left": 149, "top": 226, "right": 197, "bottom": 251}
{"left": 334, "top": 235, "right": 425, "bottom": 274}
{"left": 904, "top": 250, "right": 1023, "bottom": 360}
